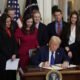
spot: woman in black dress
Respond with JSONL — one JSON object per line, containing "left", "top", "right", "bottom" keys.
{"left": 0, "top": 14, "right": 18, "bottom": 80}
{"left": 61, "top": 11, "right": 80, "bottom": 65}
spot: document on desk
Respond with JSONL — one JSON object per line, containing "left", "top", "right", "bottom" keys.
{"left": 42, "top": 66, "right": 63, "bottom": 70}
{"left": 6, "top": 59, "right": 20, "bottom": 70}
{"left": 55, "top": 64, "right": 77, "bottom": 68}
{"left": 40, "top": 64, "right": 77, "bottom": 70}
{"left": 39, "top": 63, "right": 63, "bottom": 70}
{"left": 68, "top": 64, "right": 77, "bottom": 68}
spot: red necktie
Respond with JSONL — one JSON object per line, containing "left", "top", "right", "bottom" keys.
{"left": 57, "top": 23, "right": 61, "bottom": 35}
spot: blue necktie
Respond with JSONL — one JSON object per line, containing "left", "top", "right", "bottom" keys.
{"left": 50, "top": 52, "right": 55, "bottom": 65}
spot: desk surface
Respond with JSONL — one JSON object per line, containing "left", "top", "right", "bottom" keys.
{"left": 20, "top": 66, "right": 80, "bottom": 80}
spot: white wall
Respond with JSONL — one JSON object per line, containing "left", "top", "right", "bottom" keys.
{"left": 0, "top": 0, "right": 52, "bottom": 24}
{"left": 0, "top": 0, "right": 79, "bottom": 24}
{"left": 0, "top": 0, "right": 7, "bottom": 13}
{"left": 18, "top": 0, "right": 26, "bottom": 15}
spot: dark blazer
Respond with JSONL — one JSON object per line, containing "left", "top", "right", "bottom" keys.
{"left": 31, "top": 46, "right": 69, "bottom": 66}
{"left": 37, "top": 22, "right": 48, "bottom": 47}
{"left": 47, "top": 21, "right": 67, "bottom": 42}
{"left": 61, "top": 23, "right": 80, "bottom": 47}
{"left": 11, "top": 20, "right": 18, "bottom": 32}
{"left": 0, "top": 29, "right": 18, "bottom": 70}
{"left": 61, "top": 23, "right": 80, "bottom": 64}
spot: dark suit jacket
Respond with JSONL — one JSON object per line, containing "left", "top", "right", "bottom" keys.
{"left": 31, "top": 46, "right": 69, "bottom": 66}
{"left": 0, "top": 29, "right": 18, "bottom": 70}
{"left": 11, "top": 20, "right": 18, "bottom": 32}
{"left": 37, "top": 22, "right": 48, "bottom": 47}
{"left": 61, "top": 23, "right": 80, "bottom": 64}
{"left": 47, "top": 21, "right": 67, "bottom": 42}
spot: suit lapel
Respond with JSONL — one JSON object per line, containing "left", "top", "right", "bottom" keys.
{"left": 55, "top": 49, "right": 60, "bottom": 63}
{"left": 53, "top": 22, "right": 56, "bottom": 34}
{"left": 37, "top": 23, "right": 40, "bottom": 40}
{"left": 75, "top": 25, "right": 79, "bottom": 42}
{"left": 45, "top": 46, "right": 49, "bottom": 61}
{"left": 67, "top": 24, "right": 71, "bottom": 42}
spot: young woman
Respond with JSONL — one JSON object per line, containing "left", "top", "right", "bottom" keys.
{"left": 15, "top": 14, "right": 39, "bottom": 69}
{"left": 61, "top": 11, "right": 80, "bottom": 65}
{"left": 0, "top": 14, "right": 18, "bottom": 80}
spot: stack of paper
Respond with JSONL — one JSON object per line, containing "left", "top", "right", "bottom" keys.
{"left": 6, "top": 59, "right": 20, "bottom": 70}
{"left": 68, "top": 64, "right": 77, "bottom": 68}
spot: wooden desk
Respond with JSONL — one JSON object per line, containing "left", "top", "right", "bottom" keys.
{"left": 20, "top": 66, "right": 80, "bottom": 80}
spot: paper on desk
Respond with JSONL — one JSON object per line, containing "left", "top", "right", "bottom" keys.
{"left": 68, "top": 64, "right": 77, "bottom": 68}
{"left": 55, "top": 64, "right": 77, "bottom": 68}
{"left": 43, "top": 66, "right": 63, "bottom": 70}
{"left": 39, "top": 62, "right": 63, "bottom": 70}
{"left": 6, "top": 59, "right": 20, "bottom": 70}
{"left": 39, "top": 64, "right": 77, "bottom": 70}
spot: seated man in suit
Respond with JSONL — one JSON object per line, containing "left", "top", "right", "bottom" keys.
{"left": 31, "top": 36, "right": 70, "bottom": 68}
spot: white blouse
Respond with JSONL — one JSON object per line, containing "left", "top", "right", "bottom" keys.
{"left": 68, "top": 25, "right": 76, "bottom": 45}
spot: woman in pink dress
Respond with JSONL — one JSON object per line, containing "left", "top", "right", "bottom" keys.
{"left": 15, "top": 14, "right": 39, "bottom": 69}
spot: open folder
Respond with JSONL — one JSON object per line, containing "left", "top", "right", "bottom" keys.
{"left": 6, "top": 59, "right": 20, "bottom": 70}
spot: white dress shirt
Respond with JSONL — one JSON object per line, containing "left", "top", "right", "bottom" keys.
{"left": 35, "top": 23, "right": 39, "bottom": 29}
{"left": 48, "top": 50, "right": 56, "bottom": 65}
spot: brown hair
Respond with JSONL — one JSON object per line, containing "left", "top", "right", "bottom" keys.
{"left": 69, "top": 11, "right": 79, "bottom": 25}
{"left": 22, "top": 14, "right": 35, "bottom": 34}
{"left": 33, "top": 10, "right": 42, "bottom": 20}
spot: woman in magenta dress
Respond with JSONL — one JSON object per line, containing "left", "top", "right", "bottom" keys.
{"left": 15, "top": 14, "right": 39, "bottom": 69}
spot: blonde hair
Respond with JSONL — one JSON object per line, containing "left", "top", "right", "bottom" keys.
{"left": 49, "top": 36, "right": 61, "bottom": 46}
{"left": 33, "top": 10, "right": 41, "bottom": 15}
{"left": 32, "top": 10, "right": 42, "bottom": 20}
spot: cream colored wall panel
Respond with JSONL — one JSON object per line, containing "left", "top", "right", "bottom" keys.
{"left": 37, "top": 0, "right": 44, "bottom": 22}
{"left": 18, "top": 0, "right": 26, "bottom": 15}
{"left": 43, "top": 0, "right": 52, "bottom": 24}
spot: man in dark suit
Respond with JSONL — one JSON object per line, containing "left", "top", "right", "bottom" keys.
{"left": 7, "top": 7, "right": 19, "bottom": 30}
{"left": 47, "top": 9, "right": 67, "bottom": 42}
{"left": 31, "top": 36, "right": 70, "bottom": 68}
{"left": 6, "top": 7, "right": 22, "bottom": 29}
{"left": 33, "top": 10, "right": 48, "bottom": 47}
